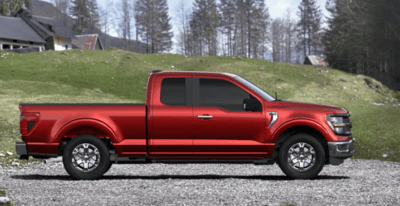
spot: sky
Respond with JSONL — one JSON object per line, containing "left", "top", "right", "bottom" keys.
{"left": 43, "top": 0, "right": 330, "bottom": 53}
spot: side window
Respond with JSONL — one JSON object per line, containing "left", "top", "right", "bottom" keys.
{"left": 160, "top": 78, "right": 186, "bottom": 106}
{"left": 199, "top": 78, "right": 259, "bottom": 111}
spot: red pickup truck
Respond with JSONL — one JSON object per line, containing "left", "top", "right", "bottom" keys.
{"left": 16, "top": 70, "right": 354, "bottom": 180}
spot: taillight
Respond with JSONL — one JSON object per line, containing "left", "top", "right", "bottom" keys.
{"left": 20, "top": 112, "right": 40, "bottom": 135}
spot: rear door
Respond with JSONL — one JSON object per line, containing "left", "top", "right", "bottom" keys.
{"left": 148, "top": 76, "right": 193, "bottom": 158}
{"left": 192, "top": 77, "right": 266, "bottom": 158}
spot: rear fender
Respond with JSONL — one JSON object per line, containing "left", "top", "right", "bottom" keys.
{"left": 54, "top": 119, "right": 118, "bottom": 144}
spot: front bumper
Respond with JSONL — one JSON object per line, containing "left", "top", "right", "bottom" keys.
{"left": 327, "top": 138, "right": 355, "bottom": 165}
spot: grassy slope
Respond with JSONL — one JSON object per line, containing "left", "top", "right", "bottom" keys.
{"left": 0, "top": 48, "right": 399, "bottom": 169}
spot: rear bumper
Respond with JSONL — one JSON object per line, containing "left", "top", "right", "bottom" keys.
{"left": 16, "top": 142, "right": 58, "bottom": 160}
{"left": 16, "top": 142, "right": 28, "bottom": 155}
{"left": 16, "top": 142, "right": 29, "bottom": 160}
{"left": 327, "top": 138, "right": 355, "bottom": 165}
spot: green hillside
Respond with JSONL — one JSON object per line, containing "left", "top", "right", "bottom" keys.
{"left": 1, "top": 48, "right": 399, "bottom": 168}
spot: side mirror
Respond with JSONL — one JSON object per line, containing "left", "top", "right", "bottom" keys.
{"left": 243, "top": 98, "right": 262, "bottom": 111}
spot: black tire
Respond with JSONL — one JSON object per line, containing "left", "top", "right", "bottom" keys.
{"left": 63, "top": 135, "right": 110, "bottom": 180}
{"left": 104, "top": 163, "right": 113, "bottom": 174}
{"left": 278, "top": 133, "right": 325, "bottom": 179}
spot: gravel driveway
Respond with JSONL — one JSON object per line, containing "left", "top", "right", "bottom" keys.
{"left": 1, "top": 158, "right": 400, "bottom": 206}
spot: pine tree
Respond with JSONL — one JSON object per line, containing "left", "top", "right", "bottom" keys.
{"left": 135, "top": 0, "right": 173, "bottom": 53}
{"left": 0, "top": 0, "right": 28, "bottom": 16}
{"left": 86, "top": 0, "right": 100, "bottom": 34}
{"left": 297, "top": 0, "right": 322, "bottom": 58}
{"left": 69, "top": 0, "right": 90, "bottom": 34}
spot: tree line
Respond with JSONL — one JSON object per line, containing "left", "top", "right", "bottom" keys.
{"left": 322, "top": 0, "right": 400, "bottom": 89}
{"left": 1, "top": 0, "right": 399, "bottom": 89}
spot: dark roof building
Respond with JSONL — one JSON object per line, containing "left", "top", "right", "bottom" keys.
{"left": 0, "top": 15, "right": 45, "bottom": 52}
{"left": 0, "top": 16, "right": 45, "bottom": 43}
{"left": 0, "top": 7, "right": 104, "bottom": 53}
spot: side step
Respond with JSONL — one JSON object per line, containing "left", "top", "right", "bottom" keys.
{"left": 109, "top": 151, "right": 274, "bottom": 165}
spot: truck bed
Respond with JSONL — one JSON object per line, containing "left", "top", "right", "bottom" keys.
{"left": 19, "top": 103, "right": 147, "bottom": 157}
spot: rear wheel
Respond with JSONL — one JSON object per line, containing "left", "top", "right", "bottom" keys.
{"left": 278, "top": 133, "right": 325, "bottom": 179}
{"left": 63, "top": 135, "right": 110, "bottom": 180}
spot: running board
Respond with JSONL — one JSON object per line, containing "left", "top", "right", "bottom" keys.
{"left": 109, "top": 151, "right": 274, "bottom": 165}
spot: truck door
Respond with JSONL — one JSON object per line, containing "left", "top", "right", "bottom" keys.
{"left": 148, "top": 76, "right": 193, "bottom": 158}
{"left": 192, "top": 77, "right": 266, "bottom": 158}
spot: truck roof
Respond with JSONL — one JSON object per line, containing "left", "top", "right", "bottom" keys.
{"left": 149, "top": 70, "right": 238, "bottom": 78}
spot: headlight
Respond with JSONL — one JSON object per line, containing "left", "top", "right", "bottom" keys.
{"left": 326, "top": 114, "right": 347, "bottom": 135}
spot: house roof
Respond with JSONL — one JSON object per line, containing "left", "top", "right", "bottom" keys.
{"left": 13, "top": 8, "right": 75, "bottom": 39}
{"left": 305, "top": 55, "right": 328, "bottom": 67}
{"left": 0, "top": 15, "right": 45, "bottom": 43}
{"left": 72, "top": 34, "right": 103, "bottom": 50}
{"left": 32, "top": 15, "right": 62, "bottom": 26}
{"left": 31, "top": 16, "right": 75, "bottom": 38}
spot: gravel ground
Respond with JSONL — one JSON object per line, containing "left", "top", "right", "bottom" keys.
{"left": 1, "top": 158, "right": 400, "bottom": 206}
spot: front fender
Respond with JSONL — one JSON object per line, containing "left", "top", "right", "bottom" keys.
{"left": 53, "top": 118, "right": 118, "bottom": 144}
{"left": 271, "top": 118, "right": 331, "bottom": 142}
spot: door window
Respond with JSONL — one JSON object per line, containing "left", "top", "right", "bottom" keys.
{"left": 198, "top": 78, "right": 259, "bottom": 111}
{"left": 160, "top": 78, "right": 186, "bottom": 106}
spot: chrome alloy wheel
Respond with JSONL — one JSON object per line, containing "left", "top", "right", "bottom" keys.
{"left": 71, "top": 143, "right": 101, "bottom": 172}
{"left": 287, "top": 142, "right": 316, "bottom": 172}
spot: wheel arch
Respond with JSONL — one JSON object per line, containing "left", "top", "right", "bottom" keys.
{"left": 272, "top": 126, "right": 329, "bottom": 164}
{"left": 54, "top": 119, "right": 117, "bottom": 155}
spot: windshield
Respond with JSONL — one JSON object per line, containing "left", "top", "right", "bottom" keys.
{"left": 234, "top": 75, "right": 276, "bottom": 101}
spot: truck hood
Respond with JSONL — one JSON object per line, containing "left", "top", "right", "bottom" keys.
{"left": 276, "top": 100, "right": 348, "bottom": 114}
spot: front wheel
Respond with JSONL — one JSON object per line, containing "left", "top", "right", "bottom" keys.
{"left": 63, "top": 135, "right": 110, "bottom": 180}
{"left": 278, "top": 133, "right": 325, "bottom": 179}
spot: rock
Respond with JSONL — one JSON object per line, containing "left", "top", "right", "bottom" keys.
{"left": 43, "top": 156, "right": 63, "bottom": 164}
{"left": 11, "top": 162, "right": 19, "bottom": 167}
{"left": 351, "top": 97, "right": 357, "bottom": 100}
{"left": 339, "top": 78, "right": 347, "bottom": 82}
{"left": 93, "top": 88, "right": 101, "bottom": 92}
{"left": 353, "top": 81, "right": 358, "bottom": 84}
{"left": 383, "top": 154, "right": 388, "bottom": 158}
{"left": 0, "top": 154, "right": 4, "bottom": 157}
{"left": 303, "top": 75, "right": 307, "bottom": 77}
{"left": 375, "top": 103, "right": 385, "bottom": 106}
{"left": 354, "top": 89, "right": 357, "bottom": 92}
{"left": 393, "top": 102, "right": 400, "bottom": 106}
{"left": 6, "top": 151, "right": 12, "bottom": 156}
{"left": 343, "top": 87, "right": 346, "bottom": 89}
{"left": 0, "top": 197, "right": 10, "bottom": 204}
{"left": 171, "top": 65, "right": 174, "bottom": 68}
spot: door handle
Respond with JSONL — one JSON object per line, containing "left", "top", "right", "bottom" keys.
{"left": 198, "top": 115, "right": 212, "bottom": 119}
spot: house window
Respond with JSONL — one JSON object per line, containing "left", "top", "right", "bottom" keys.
{"left": 3, "top": 44, "right": 10, "bottom": 49}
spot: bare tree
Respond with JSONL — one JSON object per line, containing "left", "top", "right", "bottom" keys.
{"left": 174, "top": 0, "right": 190, "bottom": 55}
{"left": 115, "top": 0, "right": 132, "bottom": 50}
{"left": 52, "top": 0, "right": 70, "bottom": 27}
{"left": 284, "top": 8, "right": 296, "bottom": 64}
{"left": 98, "top": 0, "right": 114, "bottom": 49}
{"left": 271, "top": 18, "right": 284, "bottom": 62}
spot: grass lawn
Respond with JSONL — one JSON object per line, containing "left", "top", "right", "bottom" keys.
{"left": 0, "top": 48, "right": 399, "bottom": 168}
